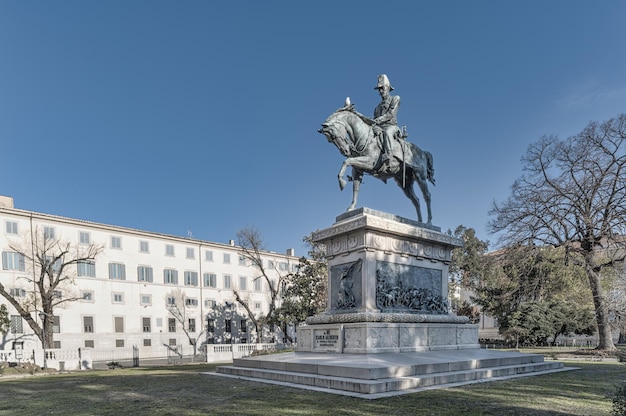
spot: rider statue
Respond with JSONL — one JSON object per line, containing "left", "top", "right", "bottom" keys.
{"left": 342, "top": 74, "right": 404, "bottom": 172}
{"left": 372, "top": 74, "right": 401, "bottom": 167}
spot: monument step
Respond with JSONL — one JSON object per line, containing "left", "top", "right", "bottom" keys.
{"left": 214, "top": 350, "right": 567, "bottom": 397}
{"left": 228, "top": 350, "right": 548, "bottom": 379}
{"left": 216, "top": 360, "right": 565, "bottom": 396}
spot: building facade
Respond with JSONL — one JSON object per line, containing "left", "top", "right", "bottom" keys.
{"left": 0, "top": 195, "right": 299, "bottom": 358}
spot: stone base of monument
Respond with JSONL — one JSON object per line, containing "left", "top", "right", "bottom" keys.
{"left": 296, "top": 320, "right": 480, "bottom": 354}
{"left": 215, "top": 349, "right": 567, "bottom": 398}
{"left": 213, "top": 209, "right": 567, "bottom": 397}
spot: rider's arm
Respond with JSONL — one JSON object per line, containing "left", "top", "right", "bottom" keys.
{"left": 344, "top": 106, "right": 375, "bottom": 126}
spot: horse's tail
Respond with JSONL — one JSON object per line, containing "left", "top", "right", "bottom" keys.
{"left": 425, "top": 151, "right": 436, "bottom": 185}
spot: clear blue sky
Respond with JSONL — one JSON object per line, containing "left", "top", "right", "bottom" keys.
{"left": 1, "top": 1, "right": 625, "bottom": 255}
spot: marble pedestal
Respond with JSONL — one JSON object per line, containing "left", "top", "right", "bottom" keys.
{"left": 216, "top": 209, "right": 566, "bottom": 397}
{"left": 296, "top": 208, "right": 477, "bottom": 353}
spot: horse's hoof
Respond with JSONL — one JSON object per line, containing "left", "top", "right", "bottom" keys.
{"left": 339, "top": 178, "right": 346, "bottom": 191}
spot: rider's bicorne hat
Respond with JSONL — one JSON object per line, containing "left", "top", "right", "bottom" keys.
{"left": 374, "top": 74, "right": 394, "bottom": 91}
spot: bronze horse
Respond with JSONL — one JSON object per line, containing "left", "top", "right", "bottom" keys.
{"left": 319, "top": 108, "right": 435, "bottom": 224}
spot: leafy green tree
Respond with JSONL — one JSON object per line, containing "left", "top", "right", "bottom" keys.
{"left": 473, "top": 244, "right": 595, "bottom": 343}
{"left": 503, "top": 301, "right": 595, "bottom": 347}
{"left": 274, "top": 234, "right": 327, "bottom": 340}
{"left": 0, "top": 304, "right": 9, "bottom": 336}
{"left": 455, "top": 300, "right": 480, "bottom": 324}
{"left": 448, "top": 226, "right": 493, "bottom": 320}
{"left": 449, "top": 225, "right": 491, "bottom": 288}
{"left": 490, "top": 114, "right": 626, "bottom": 350}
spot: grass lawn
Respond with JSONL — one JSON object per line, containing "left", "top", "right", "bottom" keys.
{"left": 0, "top": 360, "right": 624, "bottom": 415}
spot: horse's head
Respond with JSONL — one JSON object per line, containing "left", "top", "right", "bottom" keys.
{"left": 318, "top": 111, "right": 352, "bottom": 157}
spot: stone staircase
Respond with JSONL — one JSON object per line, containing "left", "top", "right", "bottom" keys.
{"left": 215, "top": 349, "right": 568, "bottom": 398}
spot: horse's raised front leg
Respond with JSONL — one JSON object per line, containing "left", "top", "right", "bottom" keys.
{"left": 337, "top": 159, "right": 350, "bottom": 191}
{"left": 338, "top": 156, "right": 375, "bottom": 191}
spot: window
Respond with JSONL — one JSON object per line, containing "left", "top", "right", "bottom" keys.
{"left": 240, "top": 319, "right": 247, "bottom": 332}
{"left": 53, "top": 290, "right": 63, "bottom": 300}
{"left": 52, "top": 316, "right": 60, "bottom": 333}
{"left": 225, "top": 319, "right": 231, "bottom": 333}
{"left": 205, "top": 250, "right": 213, "bottom": 262}
{"left": 45, "top": 255, "right": 62, "bottom": 274}
{"left": 5, "top": 221, "right": 18, "bottom": 234}
{"left": 114, "top": 317, "right": 124, "bottom": 333}
{"left": 77, "top": 260, "right": 96, "bottom": 277}
{"left": 223, "top": 274, "right": 232, "bottom": 289}
{"left": 254, "top": 278, "right": 262, "bottom": 291}
{"left": 184, "top": 271, "right": 198, "bottom": 286}
{"left": 188, "top": 318, "right": 196, "bottom": 333}
{"left": 168, "top": 318, "right": 176, "bottom": 332}
{"left": 10, "top": 315, "right": 23, "bottom": 334}
{"left": 204, "top": 273, "right": 217, "bottom": 288}
{"left": 239, "top": 256, "right": 246, "bottom": 266}
{"left": 279, "top": 262, "right": 288, "bottom": 271}
{"left": 223, "top": 253, "right": 231, "bottom": 264}
{"left": 169, "top": 338, "right": 177, "bottom": 346}
{"left": 140, "top": 294, "right": 152, "bottom": 306}
{"left": 163, "top": 269, "right": 178, "bottom": 284}
{"left": 143, "top": 339, "right": 151, "bottom": 347}
{"left": 186, "top": 247, "right": 195, "bottom": 259}
{"left": 85, "top": 340, "right": 95, "bottom": 348}
{"left": 239, "top": 276, "right": 248, "bottom": 291}
{"left": 83, "top": 316, "right": 94, "bottom": 333}
{"left": 185, "top": 298, "right": 198, "bottom": 307}
{"left": 142, "top": 317, "right": 151, "bottom": 333}
{"left": 165, "top": 244, "right": 175, "bottom": 257}
{"left": 254, "top": 302, "right": 261, "bottom": 310}
{"left": 112, "top": 293, "right": 124, "bottom": 303}
{"left": 2, "top": 251, "right": 25, "bottom": 271}
{"left": 116, "top": 339, "right": 124, "bottom": 348}
{"left": 139, "top": 241, "right": 149, "bottom": 253}
{"left": 10, "top": 288, "right": 26, "bottom": 298}
{"left": 79, "top": 231, "right": 90, "bottom": 245}
{"left": 53, "top": 341, "right": 61, "bottom": 349}
{"left": 43, "top": 226, "right": 55, "bottom": 240}
{"left": 166, "top": 296, "right": 176, "bottom": 306}
{"left": 111, "top": 236, "right": 121, "bottom": 249}
{"left": 108, "top": 263, "right": 126, "bottom": 280}
{"left": 137, "top": 265, "right": 154, "bottom": 282}
{"left": 205, "top": 299, "right": 216, "bottom": 308}
{"left": 81, "top": 291, "right": 94, "bottom": 302}
{"left": 267, "top": 260, "right": 275, "bottom": 269}
{"left": 207, "top": 318, "right": 215, "bottom": 333}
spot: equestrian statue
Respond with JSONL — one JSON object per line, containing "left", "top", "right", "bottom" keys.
{"left": 318, "top": 74, "right": 435, "bottom": 224}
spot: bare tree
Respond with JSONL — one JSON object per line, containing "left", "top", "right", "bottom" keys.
{"left": 165, "top": 288, "right": 204, "bottom": 355}
{"left": 233, "top": 227, "right": 289, "bottom": 343}
{"left": 489, "top": 114, "right": 626, "bottom": 350}
{"left": 0, "top": 228, "right": 102, "bottom": 349}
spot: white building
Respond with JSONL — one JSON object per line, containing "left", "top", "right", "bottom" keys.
{"left": 0, "top": 195, "right": 299, "bottom": 360}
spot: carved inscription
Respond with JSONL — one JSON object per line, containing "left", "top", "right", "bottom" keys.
{"left": 314, "top": 329, "right": 340, "bottom": 349}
